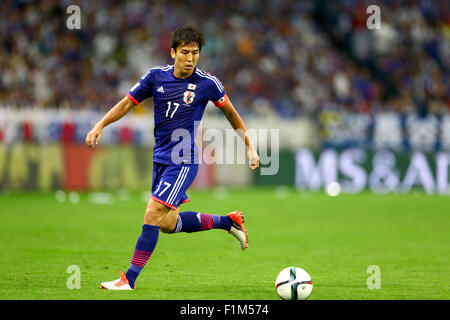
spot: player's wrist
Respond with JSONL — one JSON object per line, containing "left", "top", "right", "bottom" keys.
{"left": 246, "top": 139, "right": 256, "bottom": 152}
{"left": 94, "top": 122, "right": 105, "bottom": 131}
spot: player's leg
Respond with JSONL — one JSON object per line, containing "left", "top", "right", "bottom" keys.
{"left": 100, "top": 162, "right": 173, "bottom": 290}
{"left": 124, "top": 163, "right": 194, "bottom": 288}
{"left": 158, "top": 194, "right": 248, "bottom": 250}
{"left": 158, "top": 188, "right": 233, "bottom": 233}
{"left": 171, "top": 209, "right": 248, "bottom": 250}
{"left": 156, "top": 163, "right": 248, "bottom": 249}
{"left": 159, "top": 207, "right": 179, "bottom": 233}
{"left": 124, "top": 199, "right": 170, "bottom": 288}
{"left": 100, "top": 198, "right": 170, "bottom": 290}
{"left": 167, "top": 209, "right": 233, "bottom": 233}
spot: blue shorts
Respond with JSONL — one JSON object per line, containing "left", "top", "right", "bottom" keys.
{"left": 150, "top": 162, "right": 198, "bottom": 210}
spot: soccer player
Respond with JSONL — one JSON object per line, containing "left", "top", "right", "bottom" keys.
{"left": 86, "top": 26, "right": 260, "bottom": 290}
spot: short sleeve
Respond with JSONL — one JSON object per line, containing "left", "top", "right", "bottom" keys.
{"left": 127, "top": 70, "right": 154, "bottom": 105}
{"left": 201, "top": 71, "right": 228, "bottom": 108}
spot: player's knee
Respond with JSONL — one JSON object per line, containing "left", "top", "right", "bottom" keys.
{"left": 159, "top": 223, "right": 173, "bottom": 234}
{"left": 160, "top": 211, "right": 179, "bottom": 233}
{"left": 144, "top": 200, "right": 170, "bottom": 225}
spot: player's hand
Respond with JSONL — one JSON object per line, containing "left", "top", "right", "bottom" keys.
{"left": 248, "top": 148, "right": 260, "bottom": 170}
{"left": 86, "top": 125, "right": 103, "bottom": 148}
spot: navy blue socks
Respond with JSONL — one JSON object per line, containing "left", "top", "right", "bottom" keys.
{"left": 125, "top": 224, "right": 160, "bottom": 288}
{"left": 171, "top": 211, "right": 232, "bottom": 233}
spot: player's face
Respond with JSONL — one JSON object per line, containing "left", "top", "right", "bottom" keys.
{"left": 171, "top": 42, "right": 200, "bottom": 78}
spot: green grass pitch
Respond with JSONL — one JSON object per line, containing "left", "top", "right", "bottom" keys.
{"left": 0, "top": 188, "right": 448, "bottom": 300}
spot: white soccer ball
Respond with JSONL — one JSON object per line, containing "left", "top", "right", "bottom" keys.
{"left": 275, "top": 266, "right": 313, "bottom": 300}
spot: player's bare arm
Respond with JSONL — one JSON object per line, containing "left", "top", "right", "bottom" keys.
{"left": 85, "top": 96, "right": 135, "bottom": 148}
{"left": 220, "top": 99, "right": 260, "bottom": 170}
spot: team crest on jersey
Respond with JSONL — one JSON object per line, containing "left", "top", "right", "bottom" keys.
{"left": 183, "top": 91, "right": 195, "bottom": 104}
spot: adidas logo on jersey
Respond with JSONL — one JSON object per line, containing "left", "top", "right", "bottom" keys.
{"left": 157, "top": 86, "right": 165, "bottom": 93}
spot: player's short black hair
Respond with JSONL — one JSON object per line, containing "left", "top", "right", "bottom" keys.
{"left": 170, "top": 26, "right": 205, "bottom": 52}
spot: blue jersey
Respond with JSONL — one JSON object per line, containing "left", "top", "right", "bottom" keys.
{"left": 127, "top": 64, "right": 228, "bottom": 165}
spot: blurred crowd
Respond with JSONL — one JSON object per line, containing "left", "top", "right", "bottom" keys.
{"left": 0, "top": 0, "right": 448, "bottom": 118}
{"left": 317, "top": 0, "right": 449, "bottom": 116}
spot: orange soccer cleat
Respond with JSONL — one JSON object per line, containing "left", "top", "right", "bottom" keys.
{"left": 227, "top": 211, "right": 248, "bottom": 251}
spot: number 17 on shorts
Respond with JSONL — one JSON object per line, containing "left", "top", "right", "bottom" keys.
{"left": 150, "top": 163, "right": 198, "bottom": 210}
